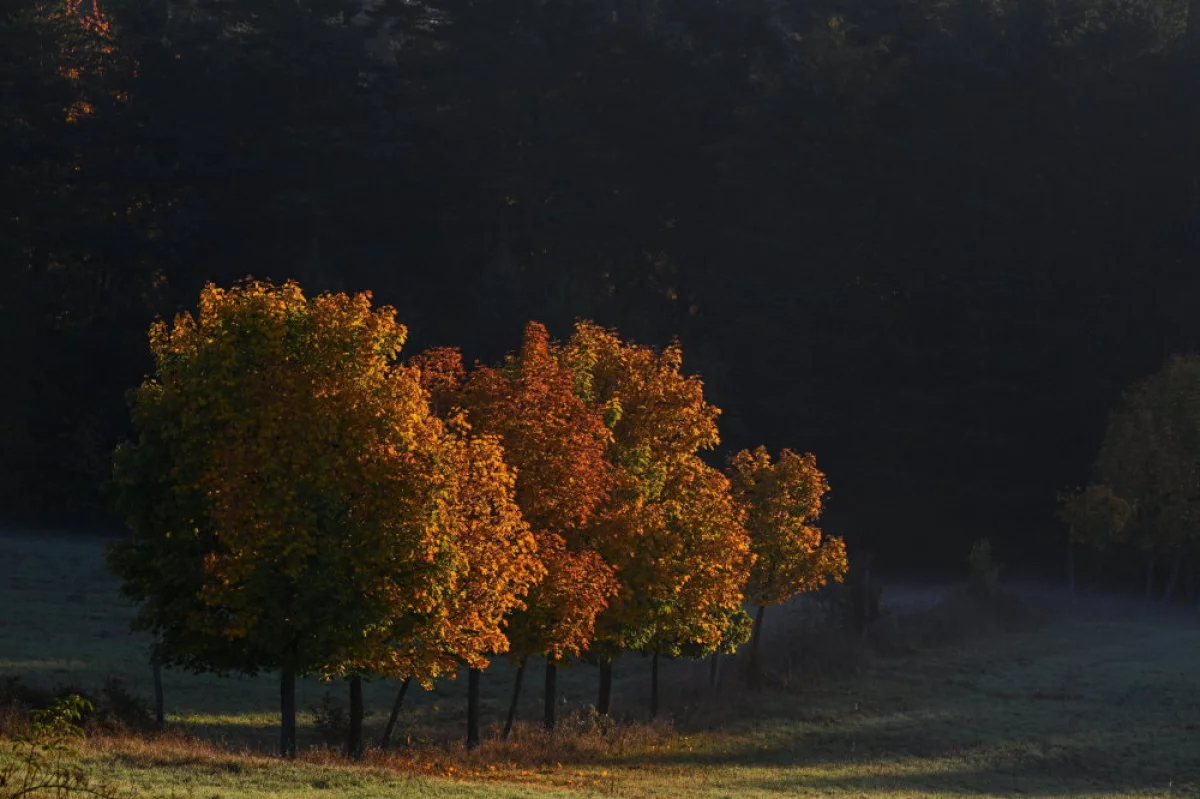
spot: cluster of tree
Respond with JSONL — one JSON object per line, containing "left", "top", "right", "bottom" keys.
{"left": 107, "top": 280, "right": 847, "bottom": 757}
{"left": 1059, "top": 356, "right": 1200, "bottom": 601}
{"left": 8, "top": 0, "right": 1200, "bottom": 572}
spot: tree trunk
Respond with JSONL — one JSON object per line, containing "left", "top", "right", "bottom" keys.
{"left": 466, "top": 668, "right": 481, "bottom": 750}
{"left": 1145, "top": 554, "right": 1156, "bottom": 601}
{"left": 649, "top": 652, "right": 659, "bottom": 720}
{"left": 1162, "top": 551, "right": 1185, "bottom": 603}
{"left": 597, "top": 660, "right": 613, "bottom": 716}
{"left": 152, "top": 659, "right": 164, "bottom": 730}
{"left": 543, "top": 660, "right": 557, "bottom": 731}
{"left": 1186, "top": 556, "right": 1197, "bottom": 604}
{"left": 378, "top": 677, "right": 411, "bottom": 749}
{"left": 748, "top": 604, "right": 766, "bottom": 689}
{"left": 502, "top": 659, "right": 526, "bottom": 740}
{"left": 1066, "top": 541, "right": 1076, "bottom": 595}
{"left": 280, "top": 667, "right": 297, "bottom": 759}
{"left": 709, "top": 652, "right": 720, "bottom": 689}
{"left": 1189, "top": 0, "right": 1200, "bottom": 50}
{"left": 346, "top": 676, "right": 364, "bottom": 760}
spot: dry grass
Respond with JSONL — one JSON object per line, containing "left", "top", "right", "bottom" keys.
{"left": 3, "top": 529, "right": 1200, "bottom": 798}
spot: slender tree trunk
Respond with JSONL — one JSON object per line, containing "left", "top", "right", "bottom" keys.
{"left": 280, "top": 667, "right": 297, "bottom": 759}
{"left": 649, "top": 652, "right": 659, "bottom": 720}
{"left": 1066, "top": 541, "right": 1076, "bottom": 595}
{"left": 1145, "top": 554, "right": 1156, "bottom": 601}
{"left": 346, "top": 676, "right": 364, "bottom": 760}
{"left": 1162, "top": 551, "right": 1185, "bottom": 603}
{"left": 597, "top": 660, "right": 613, "bottom": 716}
{"left": 152, "top": 659, "right": 164, "bottom": 730}
{"left": 1189, "top": 0, "right": 1200, "bottom": 50}
{"left": 709, "top": 652, "right": 720, "bottom": 689}
{"left": 378, "top": 677, "right": 411, "bottom": 749}
{"left": 502, "top": 659, "right": 526, "bottom": 739}
{"left": 1186, "top": 556, "right": 1197, "bottom": 605}
{"left": 748, "top": 605, "right": 766, "bottom": 689}
{"left": 466, "top": 668, "right": 481, "bottom": 750}
{"left": 543, "top": 660, "right": 557, "bottom": 731}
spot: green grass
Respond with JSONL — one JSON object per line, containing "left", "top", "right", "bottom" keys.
{"left": 2, "top": 530, "right": 1199, "bottom": 798}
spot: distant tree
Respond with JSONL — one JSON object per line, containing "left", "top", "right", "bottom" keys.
{"left": 1057, "top": 483, "right": 1133, "bottom": 592}
{"left": 1061, "top": 355, "right": 1200, "bottom": 599}
{"left": 563, "top": 322, "right": 753, "bottom": 718}
{"left": 108, "top": 280, "right": 464, "bottom": 758}
{"left": 727, "top": 447, "right": 847, "bottom": 686}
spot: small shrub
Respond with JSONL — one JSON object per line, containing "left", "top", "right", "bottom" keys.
{"left": 308, "top": 691, "right": 349, "bottom": 747}
{"left": 97, "top": 678, "right": 154, "bottom": 733}
{"left": 967, "top": 538, "right": 1002, "bottom": 602}
{"left": 0, "top": 694, "right": 128, "bottom": 799}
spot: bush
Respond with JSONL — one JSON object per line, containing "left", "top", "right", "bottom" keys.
{"left": 97, "top": 678, "right": 155, "bottom": 733}
{"left": 967, "top": 538, "right": 1002, "bottom": 603}
{"left": 309, "top": 691, "right": 349, "bottom": 747}
{"left": 0, "top": 694, "right": 128, "bottom": 799}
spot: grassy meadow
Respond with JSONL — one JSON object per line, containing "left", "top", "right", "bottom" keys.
{"left": 2, "top": 529, "right": 1199, "bottom": 798}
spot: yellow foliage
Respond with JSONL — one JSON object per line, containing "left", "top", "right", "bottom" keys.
{"left": 728, "top": 447, "right": 847, "bottom": 608}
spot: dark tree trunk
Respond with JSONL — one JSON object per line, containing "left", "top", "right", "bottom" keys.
{"left": 1066, "top": 541, "right": 1076, "bottom": 595}
{"left": 1162, "top": 551, "right": 1185, "bottom": 603}
{"left": 1145, "top": 554, "right": 1156, "bottom": 601}
{"left": 502, "top": 659, "right": 526, "bottom": 739}
{"left": 1186, "top": 556, "right": 1197, "bottom": 604}
{"left": 280, "top": 667, "right": 297, "bottom": 759}
{"left": 378, "top": 677, "right": 411, "bottom": 749}
{"left": 597, "top": 660, "right": 613, "bottom": 716}
{"left": 152, "top": 659, "right": 164, "bottom": 730}
{"left": 543, "top": 660, "right": 557, "bottom": 731}
{"left": 748, "top": 604, "right": 766, "bottom": 688}
{"left": 1189, "top": 0, "right": 1200, "bottom": 50}
{"left": 649, "top": 652, "right": 659, "bottom": 720}
{"left": 466, "top": 668, "right": 481, "bottom": 750}
{"left": 346, "top": 676, "right": 364, "bottom": 760}
{"left": 709, "top": 652, "right": 720, "bottom": 689}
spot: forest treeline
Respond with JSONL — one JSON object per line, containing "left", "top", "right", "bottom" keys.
{"left": 5, "top": 0, "right": 1200, "bottom": 572}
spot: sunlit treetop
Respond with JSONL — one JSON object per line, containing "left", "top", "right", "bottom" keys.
{"left": 562, "top": 321, "right": 720, "bottom": 469}
{"left": 727, "top": 446, "right": 847, "bottom": 608}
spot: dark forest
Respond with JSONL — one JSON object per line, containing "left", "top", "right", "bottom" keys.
{"left": 5, "top": 0, "right": 1200, "bottom": 576}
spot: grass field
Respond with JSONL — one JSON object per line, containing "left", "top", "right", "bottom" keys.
{"left": 2, "top": 530, "right": 1199, "bottom": 798}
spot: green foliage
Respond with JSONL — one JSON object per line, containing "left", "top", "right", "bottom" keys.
{"left": 1062, "top": 356, "right": 1200, "bottom": 569}
{"left": 0, "top": 694, "right": 128, "bottom": 799}
{"left": 107, "top": 281, "right": 492, "bottom": 696}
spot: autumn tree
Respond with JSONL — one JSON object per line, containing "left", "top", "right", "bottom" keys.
{"left": 727, "top": 447, "right": 847, "bottom": 685}
{"left": 109, "top": 280, "right": 466, "bottom": 758}
{"left": 412, "top": 323, "right": 618, "bottom": 735}
{"left": 563, "top": 322, "right": 754, "bottom": 718}
{"left": 1059, "top": 355, "right": 1200, "bottom": 599}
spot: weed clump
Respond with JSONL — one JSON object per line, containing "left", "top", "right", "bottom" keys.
{"left": 1, "top": 694, "right": 130, "bottom": 799}
{"left": 308, "top": 691, "right": 350, "bottom": 747}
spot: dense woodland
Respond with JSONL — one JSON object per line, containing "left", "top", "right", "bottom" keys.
{"left": 5, "top": 0, "right": 1200, "bottom": 576}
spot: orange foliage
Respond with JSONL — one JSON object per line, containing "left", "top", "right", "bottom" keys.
{"left": 411, "top": 322, "right": 619, "bottom": 662}
{"left": 376, "top": 428, "right": 543, "bottom": 678}
{"left": 727, "top": 447, "right": 847, "bottom": 609}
